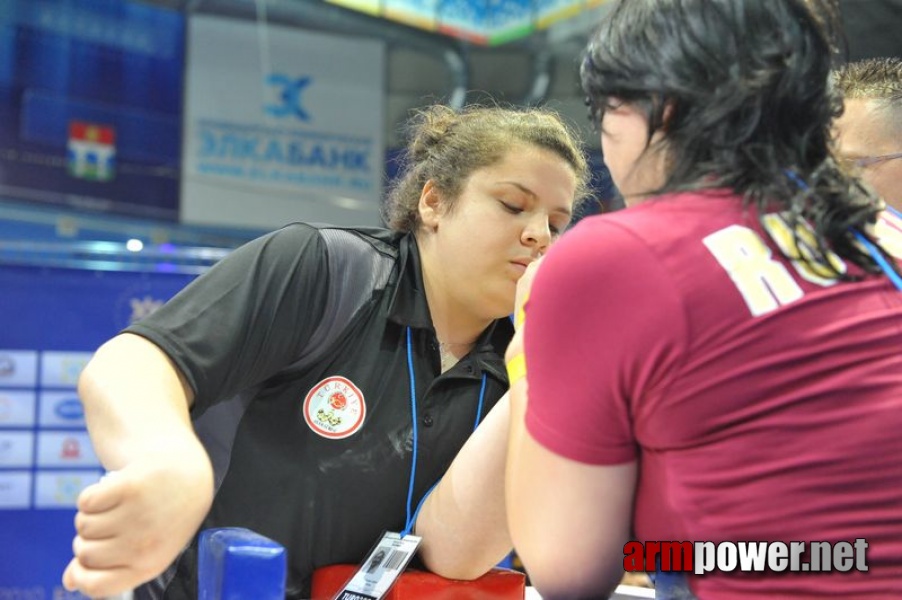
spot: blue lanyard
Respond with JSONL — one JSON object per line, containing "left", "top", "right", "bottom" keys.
{"left": 852, "top": 229, "right": 902, "bottom": 291}
{"left": 784, "top": 169, "right": 902, "bottom": 291}
{"left": 400, "top": 326, "right": 487, "bottom": 537}
{"left": 850, "top": 205, "right": 902, "bottom": 290}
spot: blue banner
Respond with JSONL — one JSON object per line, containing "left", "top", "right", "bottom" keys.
{"left": 0, "top": 263, "right": 196, "bottom": 597}
{"left": 0, "top": 0, "right": 185, "bottom": 220}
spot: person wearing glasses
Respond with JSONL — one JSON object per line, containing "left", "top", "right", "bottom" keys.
{"left": 834, "top": 57, "right": 902, "bottom": 213}
{"left": 497, "top": 0, "right": 902, "bottom": 598}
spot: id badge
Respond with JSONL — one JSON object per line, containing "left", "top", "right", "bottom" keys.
{"left": 333, "top": 531, "right": 422, "bottom": 600}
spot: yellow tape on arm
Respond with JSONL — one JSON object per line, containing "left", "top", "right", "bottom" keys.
{"left": 506, "top": 352, "right": 526, "bottom": 386}
{"left": 514, "top": 289, "right": 530, "bottom": 330}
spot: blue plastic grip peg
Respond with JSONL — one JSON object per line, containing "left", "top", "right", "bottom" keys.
{"left": 198, "top": 527, "right": 287, "bottom": 600}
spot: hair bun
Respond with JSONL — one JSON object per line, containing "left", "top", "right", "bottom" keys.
{"left": 407, "top": 105, "right": 459, "bottom": 162}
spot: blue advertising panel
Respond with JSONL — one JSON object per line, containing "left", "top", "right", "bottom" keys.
{"left": 0, "top": 0, "right": 185, "bottom": 220}
{"left": 0, "top": 263, "right": 196, "bottom": 598}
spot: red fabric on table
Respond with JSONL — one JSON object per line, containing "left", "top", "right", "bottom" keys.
{"left": 310, "top": 565, "right": 526, "bottom": 599}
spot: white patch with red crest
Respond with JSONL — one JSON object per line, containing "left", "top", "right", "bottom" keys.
{"left": 303, "top": 376, "right": 366, "bottom": 439}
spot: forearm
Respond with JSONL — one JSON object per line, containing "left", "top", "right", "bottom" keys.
{"left": 506, "top": 379, "right": 635, "bottom": 598}
{"left": 79, "top": 333, "right": 202, "bottom": 470}
{"left": 415, "top": 394, "right": 513, "bottom": 580}
{"left": 66, "top": 336, "right": 215, "bottom": 598}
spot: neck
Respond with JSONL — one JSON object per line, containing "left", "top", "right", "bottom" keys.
{"left": 417, "top": 233, "right": 491, "bottom": 350}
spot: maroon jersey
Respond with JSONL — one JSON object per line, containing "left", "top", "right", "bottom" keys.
{"left": 524, "top": 191, "right": 902, "bottom": 598}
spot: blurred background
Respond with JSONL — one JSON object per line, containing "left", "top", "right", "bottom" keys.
{"left": 0, "top": 0, "right": 898, "bottom": 596}
{"left": 1, "top": 0, "right": 898, "bottom": 242}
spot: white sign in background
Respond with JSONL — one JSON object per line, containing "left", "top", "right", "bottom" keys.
{"left": 181, "top": 15, "right": 386, "bottom": 229}
{"left": 0, "top": 391, "right": 36, "bottom": 427}
{"left": 0, "top": 471, "right": 31, "bottom": 509}
{"left": 0, "top": 351, "right": 38, "bottom": 388}
{"left": 40, "top": 351, "right": 92, "bottom": 388}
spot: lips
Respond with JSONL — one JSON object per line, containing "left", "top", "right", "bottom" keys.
{"left": 509, "top": 258, "right": 535, "bottom": 278}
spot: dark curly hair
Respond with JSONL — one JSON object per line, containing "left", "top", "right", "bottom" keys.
{"left": 581, "top": 0, "right": 890, "bottom": 279}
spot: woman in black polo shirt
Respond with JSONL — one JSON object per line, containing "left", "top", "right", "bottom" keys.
{"left": 63, "top": 104, "right": 591, "bottom": 599}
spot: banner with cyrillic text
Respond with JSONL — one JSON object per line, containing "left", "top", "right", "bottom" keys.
{"left": 181, "top": 15, "right": 386, "bottom": 229}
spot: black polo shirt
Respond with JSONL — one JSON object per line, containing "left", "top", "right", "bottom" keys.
{"left": 125, "top": 224, "right": 513, "bottom": 599}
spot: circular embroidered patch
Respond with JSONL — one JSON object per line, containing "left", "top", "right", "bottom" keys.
{"left": 303, "top": 376, "right": 366, "bottom": 439}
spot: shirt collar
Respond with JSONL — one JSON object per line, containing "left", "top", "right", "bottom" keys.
{"left": 387, "top": 233, "right": 515, "bottom": 378}
{"left": 386, "top": 233, "right": 433, "bottom": 329}
{"left": 472, "top": 317, "right": 515, "bottom": 382}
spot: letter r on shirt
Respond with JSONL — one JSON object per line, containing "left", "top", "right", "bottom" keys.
{"left": 703, "top": 225, "right": 804, "bottom": 316}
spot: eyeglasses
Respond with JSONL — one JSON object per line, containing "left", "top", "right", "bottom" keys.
{"left": 840, "top": 152, "right": 902, "bottom": 170}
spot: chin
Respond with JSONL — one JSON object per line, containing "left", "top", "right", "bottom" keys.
{"left": 487, "top": 297, "right": 515, "bottom": 321}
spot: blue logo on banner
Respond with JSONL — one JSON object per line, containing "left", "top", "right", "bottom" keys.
{"left": 265, "top": 74, "right": 312, "bottom": 121}
{"left": 54, "top": 399, "right": 85, "bottom": 421}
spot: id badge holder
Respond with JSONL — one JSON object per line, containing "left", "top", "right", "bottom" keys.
{"left": 332, "top": 531, "right": 422, "bottom": 600}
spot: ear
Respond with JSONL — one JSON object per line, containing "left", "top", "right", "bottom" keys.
{"left": 650, "top": 99, "right": 675, "bottom": 148}
{"left": 659, "top": 99, "right": 676, "bottom": 132}
{"left": 418, "top": 180, "right": 443, "bottom": 231}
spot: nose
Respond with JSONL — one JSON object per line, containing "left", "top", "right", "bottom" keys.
{"left": 522, "top": 215, "right": 552, "bottom": 252}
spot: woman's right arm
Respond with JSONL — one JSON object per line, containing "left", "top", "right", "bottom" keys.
{"left": 62, "top": 225, "right": 331, "bottom": 597}
{"left": 62, "top": 333, "right": 215, "bottom": 598}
